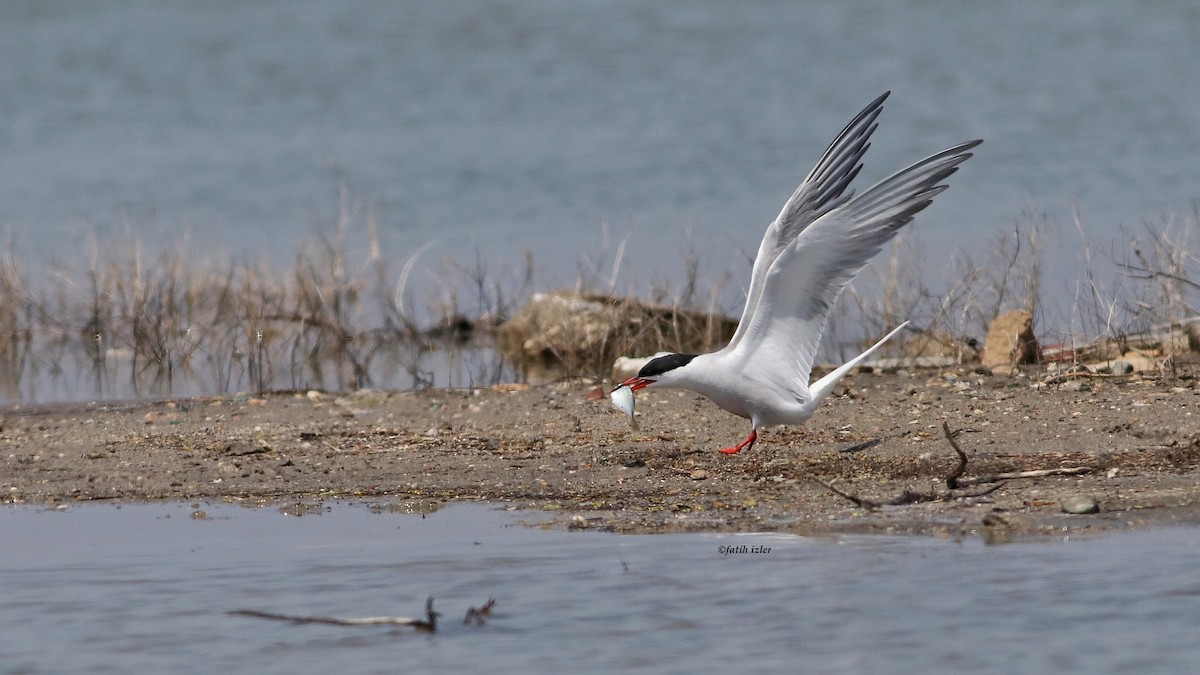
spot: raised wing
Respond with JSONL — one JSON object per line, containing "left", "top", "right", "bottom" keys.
{"left": 726, "top": 92, "right": 890, "bottom": 350}
{"left": 725, "top": 139, "right": 982, "bottom": 397}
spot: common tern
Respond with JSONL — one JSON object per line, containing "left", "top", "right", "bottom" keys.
{"left": 612, "top": 92, "right": 980, "bottom": 454}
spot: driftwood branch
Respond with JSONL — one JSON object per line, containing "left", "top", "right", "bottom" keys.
{"left": 811, "top": 476, "right": 1003, "bottom": 511}
{"left": 230, "top": 609, "right": 436, "bottom": 628}
{"left": 953, "top": 466, "right": 1092, "bottom": 487}
{"left": 230, "top": 596, "right": 481, "bottom": 632}
{"left": 816, "top": 422, "right": 1092, "bottom": 509}
{"left": 463, "top": 598, "right": 496, "bottom": 625}
{"left": 943, "top": 422, "right": 1093, "bottom": 486}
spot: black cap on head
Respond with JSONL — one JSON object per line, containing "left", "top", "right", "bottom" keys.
{"left": 637, "top": 353, "right": 696, "bottom": 378}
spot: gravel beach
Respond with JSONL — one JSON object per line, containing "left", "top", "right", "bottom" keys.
{"left": 5, "top": 368, "right": 1200, "bottom": 541}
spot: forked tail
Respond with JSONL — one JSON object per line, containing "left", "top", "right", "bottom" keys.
{"left": 807, "top": 321, "right": 910, "bottom": 408}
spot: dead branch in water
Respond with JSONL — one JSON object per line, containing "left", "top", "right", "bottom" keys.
{"left": 463, "top": 598, "right": 496, "bottom": 625}
{"left": 815, "top": 422, "right": 1091, "bottom": 510}
{"left": 230, "top": 596, "right": 467, "bottom": 632}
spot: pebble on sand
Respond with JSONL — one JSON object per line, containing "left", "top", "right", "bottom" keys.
{"left": 1062, "top": 496, "right": 1100, "bottom": 514}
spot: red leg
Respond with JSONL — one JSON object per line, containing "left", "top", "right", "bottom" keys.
{"left": 719, "top": 429, "right": 757, "bottom": 455}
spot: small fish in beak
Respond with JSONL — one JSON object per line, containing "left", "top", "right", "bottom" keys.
{"left": 609, "top": 384, "right": 639, "bottom": 431}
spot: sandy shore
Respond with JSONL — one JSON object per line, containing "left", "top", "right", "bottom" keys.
{"left": 5, "top": 367, "right": 1200, "bottom": 541}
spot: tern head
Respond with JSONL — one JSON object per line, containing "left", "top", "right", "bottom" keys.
{"left": 614, "top": 353, "right": 697, "bottom": 392}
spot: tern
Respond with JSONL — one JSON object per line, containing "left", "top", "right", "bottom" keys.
{"left": 612, "top": 92, "right": 980, "bottom": 454}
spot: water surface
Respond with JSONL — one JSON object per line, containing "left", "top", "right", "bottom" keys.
{"left": 3, "top": 502, "right": 1199, "bottom": 673}
{"left": 1, "top": 1, "right": 1197, "bottom": 283}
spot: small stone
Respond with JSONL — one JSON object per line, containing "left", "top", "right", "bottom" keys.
{"left": 690, "top": 469, "right": 708, "bottom": 481}
{"left": 981, "top": 309, "right": 1038, "bottom": 370}
{"left": 1061, "top": 496, "right": 1100, "bottom": 514}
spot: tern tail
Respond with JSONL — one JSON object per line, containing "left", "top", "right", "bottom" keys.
{"left": 807, "top": 321, "right": 909, "bottom": 409}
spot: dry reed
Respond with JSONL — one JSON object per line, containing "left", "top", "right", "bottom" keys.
{"left": 1, "top": 204, "right": 1196, "bottom": 402}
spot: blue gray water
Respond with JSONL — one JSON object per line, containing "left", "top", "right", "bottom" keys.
{"left": 3, "top": 502, "right": 1200, "bottom": 674}
{"left": 2, "top": 1, "right": 1198, "bottom": 289}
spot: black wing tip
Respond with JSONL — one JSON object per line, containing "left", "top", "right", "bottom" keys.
{"left": 925, "top": 139, "right": 984, "bottom": 168}
{"left": 845, "top": 93, "right": 890, "bottom": 135}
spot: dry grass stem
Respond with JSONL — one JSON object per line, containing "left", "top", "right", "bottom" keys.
{"left": 2, "top": 202, "right": 1198, "bottom": 401}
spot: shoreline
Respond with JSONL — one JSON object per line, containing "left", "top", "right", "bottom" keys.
{"left": 4, "top": 369, "right": 1200, "bottom": 541}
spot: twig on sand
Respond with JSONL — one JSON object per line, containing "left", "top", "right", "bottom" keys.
{"left": 811, "top": 477, "right": 881, "bottom": 509}
{"left": 815, "top": 422, "right": 1091, "bottom": 509}
{"left": 944, "top": 421, "right": 1093, "bottom": 487}
{"left": 230, "top": 596, "right": 461, "bottom": 632}
{"left": 811, "top": 476, "right": 1003, "bottom": 511}
{"left": 839, "top": 438, "right": 882, "bottom": 454}
{"left": 952, "top": 466, "right": 1092, "bottom": 487}
{"left": 1039, "top": 369, "right": 1118, "bottom": 386}
{"left": 941, "top": 422, "right": 969, "bottom": 489}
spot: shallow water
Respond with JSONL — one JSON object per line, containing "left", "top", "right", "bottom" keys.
{"left": 3, "top": 502, "right": 1200, "bottom": 674}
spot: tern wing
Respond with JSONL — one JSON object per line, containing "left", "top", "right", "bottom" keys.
{"left": 727, "top": 92, "right": 889, "bottom": 350}
{"left": 724, "top": 139, "right": 982, "bottom": 396}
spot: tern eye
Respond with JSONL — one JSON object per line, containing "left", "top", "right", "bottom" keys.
{"left": 637, "top": 353, "right": 696, "bottom": 378}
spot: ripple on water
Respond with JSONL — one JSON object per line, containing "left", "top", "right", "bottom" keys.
{"left": 2, "top": 502, "right": 1200, "bottom": 673}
